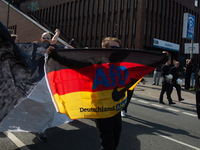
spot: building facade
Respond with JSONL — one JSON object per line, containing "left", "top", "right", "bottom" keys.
{"left": 1, "top": 0, "right": 200, "bottom": 66}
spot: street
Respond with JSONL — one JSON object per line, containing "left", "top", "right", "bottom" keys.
{"left": 0, "top": 77, "right": 200, "bottom": 150}
{"left": 0, "top": 0, "right": 200, "bottom": 149}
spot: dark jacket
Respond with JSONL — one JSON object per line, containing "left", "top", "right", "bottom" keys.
{"left": 185, "top": 63, "right": 193, "bottom": 75}
{"left": 161, "top": 64, "right": 172, "bottom": 83}
{"left": 161, "top": 64, "right": 171, "bottom": 78}
{"left": 155, "top": 65, "right": 162, "bottom": 72}
{"left": 170, "top": 66, "right": 179, "bottom": 84}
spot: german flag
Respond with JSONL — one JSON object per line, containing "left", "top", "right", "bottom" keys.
{"left": 45, "top": 48, "right": 167, "bottom": 119}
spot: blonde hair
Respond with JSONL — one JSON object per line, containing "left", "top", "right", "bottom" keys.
{"left": 101, "top": 37, "right": 121, "bottom": 48}
{"left": 11, "top": 34, "right": 18, "bottom": 39}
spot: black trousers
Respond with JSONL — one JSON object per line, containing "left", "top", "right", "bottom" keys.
{"left": 123, "top": 89, "right": 134, "bottom": 112}
{"left": 185, "top": 74, "right": 191, "bottom": 90}
{"left": 95, "top": 112, "right": 122, "bottom": 150}
{"left": 170, "top": 83, "right": 182, "bottom": 101}
{"left": 159, "top": 81, "right": 172, "bottom": 103}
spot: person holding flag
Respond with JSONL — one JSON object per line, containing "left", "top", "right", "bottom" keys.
{"left": 45, "top": 36, "right": 169, "bottom": 150}
{"left": 46, "top": 37, "right": 123, "bottom": 149}
{"left": 95, "top": 37, "right": 123, "bottom": 150}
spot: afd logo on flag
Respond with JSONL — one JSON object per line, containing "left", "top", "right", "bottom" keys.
{"left": 92, "top": 64, "right": 131, "bottom": 101}
{"left": 92, "top": 64, "right": 129, "bottom": 90}
{"left": 90, "top": 64, "right": 130, "bottom": 111}
{"left": 116, "top": 98, "right": 127, "bottom": 111}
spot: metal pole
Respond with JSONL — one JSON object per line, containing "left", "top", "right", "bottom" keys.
{"left": 7, "top": 0, "right": 11, "bottom": 28}
{"left": 191, "top": 39, "right": 194, "bottom": 59}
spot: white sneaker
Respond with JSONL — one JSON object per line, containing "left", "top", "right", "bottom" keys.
{"left": 121, "top": 110, "right": 125, "bottom": 117}
{"left": 125, "top": 112, "right": 131, "bottom": 116}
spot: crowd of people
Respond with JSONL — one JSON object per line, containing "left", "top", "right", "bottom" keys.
{"left": 153, "top": 56, "right": 198, "bottom": 105}
{"left": 154, "top": 58, "right": 197, "bottom": 88}
{"left": 7, "top": 26, "right": 199, "bottom": 150}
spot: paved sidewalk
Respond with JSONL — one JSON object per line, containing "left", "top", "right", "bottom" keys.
{"left": 134, "top": 76, "right": 196, "bottom": 108}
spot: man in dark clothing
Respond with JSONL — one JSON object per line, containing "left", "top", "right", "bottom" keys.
{"left": 196, "top": 67, "right": 200, "bottom": 119}
{"left": 95, "top": 37, "right": 122, "bottom": 150}
{"left": 191, "top": 60, "right": 197, "bottom": 88}
{"left": 170, "top": 61, "right": 184, "bottom": 101}
{"left": 47, "top": 37, "right": 122, "bottom": 150}
{"left": 184, "top": 59, "right": 193, "bottom": 90}
{"left": 159, "top": 58, "right": 176, "bottom": 105}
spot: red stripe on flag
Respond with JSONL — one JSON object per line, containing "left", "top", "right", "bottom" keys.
{"left": 47, "top": 62, "right": 155, "bottom": 95}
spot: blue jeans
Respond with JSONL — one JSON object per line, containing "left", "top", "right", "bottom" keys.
{"left": 191, "top": 72, "right": 195, "bottom": 87}
{"left": 153, "top": 71, "right": 161, "bottom": 85}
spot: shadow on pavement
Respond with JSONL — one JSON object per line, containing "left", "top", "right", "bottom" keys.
{"left": 0, "top": 132, "right": 6, "bottom": 138}
{"left": 15, "top": 120, "right": 100, "bottom": 150}
{"left": 133, "top": 93, "right": 197, "bottom": 114}
{"left": 124, "top": 116, "right": 200, "bottom": 140}
{"left": 13, "top": 115, "right": 200, "bottom": 150}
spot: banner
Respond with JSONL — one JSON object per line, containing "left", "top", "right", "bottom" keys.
{"left": 0, "top": 21, "right": 48, "bottom": 122}
{"left": 45, "top": 48, "right": 167, "bottom": 119}
{"left": 0, "top": 78, "right": 72, "bottom": 132}
{"left": 0, "top": 21, "right": 71, "bottom": 131}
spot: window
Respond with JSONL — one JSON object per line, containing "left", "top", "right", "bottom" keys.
{"left": 52, "top": 6, "right": 55, "bottom": 25}
{"left": 48, "top": 7, "right": 51, "bottom": 25}
{"left": 55, "top": 5, "right": 58, "bottom": 27}
{"left": 121, "top": 0, "right": 124, "bottom": 10}
{"left": 115, "top": 0, "right": 118, "bottom": 11}
{"left": 98, "top": 0, "right": 101, "bottom": 14}
{"left": 45, "top": 8, "right": 48, "bottom": 24}
{"left": 103, "top": 0, "right": 107, "bottom": 13}
{"left": 62, "top": 4, "right": 65, "bottom": 31}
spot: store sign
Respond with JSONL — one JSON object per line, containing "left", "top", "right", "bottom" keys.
{"left": 184, "top": 43, "right": 199, "bottom": 54}
{"left": 182, "top": 13, "right": 195, "bottom": 40}
{"left": 153, "top": 38, "right": 179, "bottom": 52}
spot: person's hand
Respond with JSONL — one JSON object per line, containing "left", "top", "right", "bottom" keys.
{"left": 47, "top": 46, "right": 55, "bottom": 54}
{"left": 66, "top": 45, "right": 73, "bottom": 49}
{"left": 162, "top": 51, "right": 169, "bottom": 56}
{"left": 32, "top": 40, "right": 39, "bottom": 45}
{"left": 55, "top": 29, "right": 60, "bottom": 35}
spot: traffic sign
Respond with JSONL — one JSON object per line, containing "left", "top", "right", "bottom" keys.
{"left": 182, "top": 13, "right": 195, "bottom": 40}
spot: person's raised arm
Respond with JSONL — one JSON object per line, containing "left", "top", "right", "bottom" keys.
{"left": 51, "top": 29, "right": 60, "bottom": 45}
